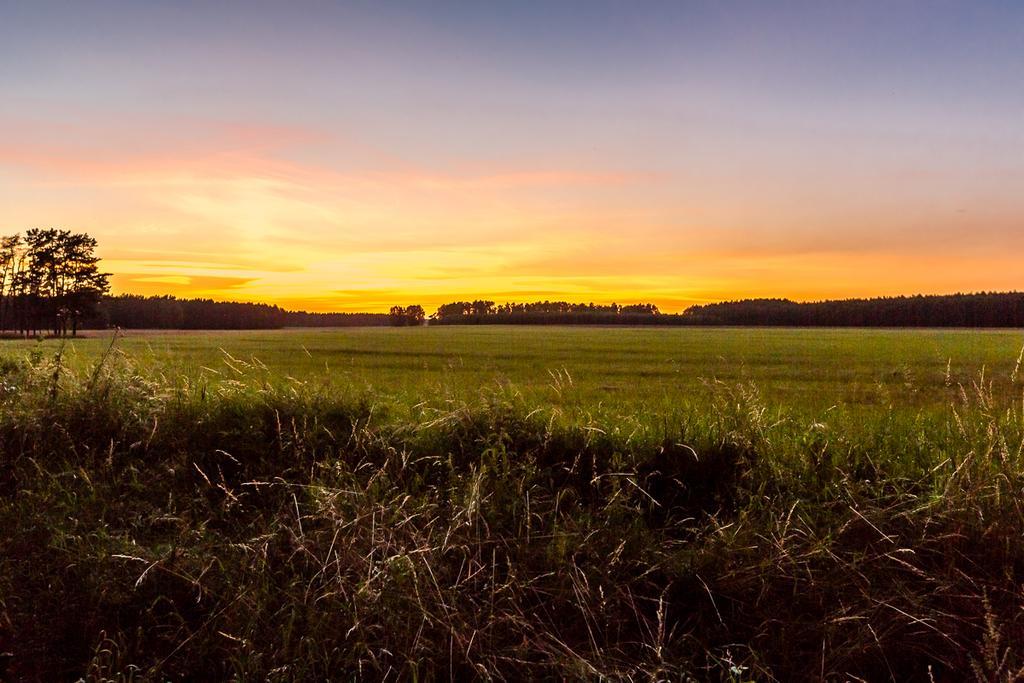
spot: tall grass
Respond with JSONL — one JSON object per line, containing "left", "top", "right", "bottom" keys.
{"left": 1, "top": 346, "right": 1023, "bottom": 680}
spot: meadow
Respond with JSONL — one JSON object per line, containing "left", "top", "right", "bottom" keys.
{"left": 2, "top": 326, "right": 1024, "bottom": 680}
{"left": 24, "top": 325, "right": 1024, "bottom": 417}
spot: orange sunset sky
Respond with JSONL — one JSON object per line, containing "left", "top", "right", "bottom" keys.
{"left": 2, "top": 2, "right": 1022, "bottom": 313}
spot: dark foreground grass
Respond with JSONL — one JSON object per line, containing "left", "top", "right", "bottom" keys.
{"left": 2, "top": 348, "right": 1024, "bottom": 680}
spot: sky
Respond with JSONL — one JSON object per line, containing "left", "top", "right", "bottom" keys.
{"left": 1, "top": 1, "right": 1022, "bottom": 312}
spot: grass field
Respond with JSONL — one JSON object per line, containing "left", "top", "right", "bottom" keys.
{"left": 20, "top": 325, "right": 1024, "bottom": 417}
{"left": 3, "top": 326, "right": 1024, "bottom": 680}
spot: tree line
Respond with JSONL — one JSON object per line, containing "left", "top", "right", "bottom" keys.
{"left": 431, "top": 294, "right": 1024, "bottom": 327}
{"left": 682, "top": 293, "right": 1024, "bottom": 327}
{"left": 94, "top": 292, "right": 1024, "bottom": 330}
{"left": 432, "top": 300, "right": 663, "bottom": 325}
{"left": 95, "top": 295, "right": 390, "bottom": 330}
{"left": 0, "top": 229, "right": 110, "bottom": 337}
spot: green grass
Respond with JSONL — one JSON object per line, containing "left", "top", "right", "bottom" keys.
{"left": 2, "top": 326, "right": 1024, "bottom": 679}
{"left": 18, "top": 325, "right": 1024, "bottom": 417}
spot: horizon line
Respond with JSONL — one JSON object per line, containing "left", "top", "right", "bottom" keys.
{"left": 104, "top": 288, "right": 1024, "bottom": 316}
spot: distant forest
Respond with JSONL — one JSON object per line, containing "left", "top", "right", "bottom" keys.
{"left": 431, "top": 300, "right": 666, "bottom": 326}
{"left": 432, "top": 293, "right": 1024, "bottom": 328}
{"left": 90, "top": 295, "right": 388, "bottom": 330}
{"left": 681, "top": 294, "right": 1024, "bottom": 327}
{"left": 65, "top": 291, "right": 1024, "bottom": 331}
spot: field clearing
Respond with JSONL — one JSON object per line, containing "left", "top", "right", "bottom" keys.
{"left": 13, "top": 325, "right": 1024, "bottom": 419}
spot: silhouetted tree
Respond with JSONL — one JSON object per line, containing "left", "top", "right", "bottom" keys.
{"left": 58, "top": 232, "right": 110, "bottom": 335}
{"left": 389, "top": 305, "right": 425, "bottom": 326}
{"left": 0, "top": 230, "right": 110, "bottom": 336}
{"left": 13, "top": 229, "right": 111, "bottom": 336}
{"left": 405, "top": 305, "right": 426, "bottom": 325}
{"left": 0, "top": 235, "right": 21, "bottom": 333}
